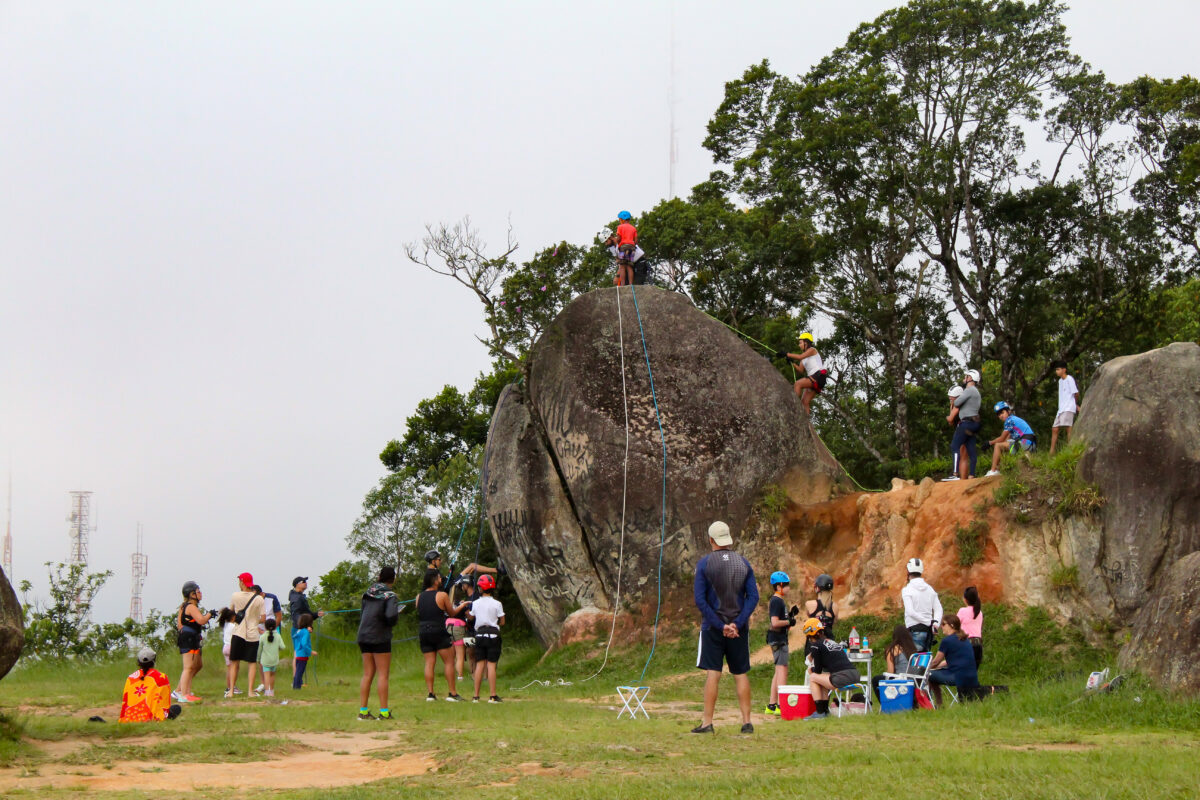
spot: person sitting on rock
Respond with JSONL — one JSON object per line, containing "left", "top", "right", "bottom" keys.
{"left": 120, "top": 647, "right": 181, "bottom": 723}
{"left": 943, "top": 369, "right": 982, "bottom": 481}
{"left": 778, "top": 332, "right": 828, "bottom": 414}
{"left": 801, "top": 617, "right": 860, "bottom": 721}
{"left": 901, "top": 558, "right": 943, "bottom": 652}
{"left": 985, "top": 401, "right": 1036, "bottom": 476}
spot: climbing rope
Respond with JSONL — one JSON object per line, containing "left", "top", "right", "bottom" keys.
{"left": 449, "top": 467, "right": 484, "bottom": 565}
{"left": 629, "top": 284, "right": 667, "bottom": 683}
{"left": 580, "top": 285, "right": 632, "bottom": 684}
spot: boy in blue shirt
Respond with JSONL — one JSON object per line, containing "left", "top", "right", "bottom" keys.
{"left": 291, "top": 614, "right": 317, "bottom": 690}
{"left": 985, "top": 401, "right": 1036, "bottom": 476}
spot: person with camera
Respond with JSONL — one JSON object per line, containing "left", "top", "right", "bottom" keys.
{"left": 173, "top": 580, "right": 215, "bottom": 703}
{"left": 225, "top": 572, "right": 265, "bottom": 699}
{"left": 764, "top": 570, "right": 798, "bottom": 716}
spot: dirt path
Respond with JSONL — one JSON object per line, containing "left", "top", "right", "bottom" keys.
{"left": 0, "top": 731, "right": 436, "bottom": 792}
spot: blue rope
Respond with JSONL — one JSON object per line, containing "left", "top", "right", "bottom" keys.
{"left": 629, "top": 285, "right": 667, "bottom": 683}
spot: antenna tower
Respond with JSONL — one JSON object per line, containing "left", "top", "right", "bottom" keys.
{"left": 2, "top": 474, "right": 12, "bottom": 578}
{"left": 668, "top": 0, "right": 678, "bottom": 200}
{"left": 130, "top": 524, "right": 148, "bottom": 622}
{"left": 67, "top": 491, "right": 93, "bottom": 567}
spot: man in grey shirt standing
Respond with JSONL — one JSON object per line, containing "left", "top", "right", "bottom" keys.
{"left": 945, "top": 368, "right": 983, "bottom": 481}
{"left": 692, "top": 521, "right": 759, "bottom": 734}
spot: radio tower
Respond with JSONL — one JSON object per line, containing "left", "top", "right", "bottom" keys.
{"left": 67, "top": 491, "right": 93, "bottom": 567}
{"left": 130, "top": 524, "right": 148, "bottom": 622}
{"left": 2, "top": 474, "right": 12, "bottom": 579}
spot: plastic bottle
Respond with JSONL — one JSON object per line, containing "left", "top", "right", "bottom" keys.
{"left": 849, "top": 626, "right": 860, "bottom": 652}
{"left": 862, "top": 635, "right": 869, "bottom": 652}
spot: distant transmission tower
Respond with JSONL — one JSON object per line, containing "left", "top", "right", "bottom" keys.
{"left": 67, "top": 490, "right": 93, "bottom": 567}
{"left": 130, "top": 524, "right": 148, "bottom": 622}
{"left": 2, "top": 474, "right": 12, "bottom": 578}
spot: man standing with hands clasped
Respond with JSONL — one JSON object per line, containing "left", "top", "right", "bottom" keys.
{"left": 692, "top": 521, "right": 759, "bottom": 735}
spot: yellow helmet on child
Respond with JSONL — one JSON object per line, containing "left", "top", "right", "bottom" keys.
{"left": 802, "top": 617, "right": 824, "bottom": 637}
{"left": 798, "top": 332, "right": 815, "bottom": 344}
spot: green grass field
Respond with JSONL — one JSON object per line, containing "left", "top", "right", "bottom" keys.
{"left": 1, "top": 606, "right": 1198, "bottom": 799}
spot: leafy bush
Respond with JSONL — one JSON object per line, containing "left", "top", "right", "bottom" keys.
{"left": 1051, "top": 562, "right": 1080, "bottom": 590}
{"left": 752, "top": 483, "right": 790, "bottom": 523}
{"left": 956, "top": 519, "right": 989, "bottom": 566}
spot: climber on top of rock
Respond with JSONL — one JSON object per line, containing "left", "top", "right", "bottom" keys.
{"left": 778, "top": 332, "right": 828, "bottom": 414}
{"left": 608, "top": 210, "right": 639, "bottom": 288}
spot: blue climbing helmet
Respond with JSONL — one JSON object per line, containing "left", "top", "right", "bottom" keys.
{"left": 770, "top": 570, "right": 790, "bottom": 586}
{"left": 617, "top": 210, "right": 632, "bottom": 220}
{"left": 994, "top": 400, "right": 1011, "bottom": 414}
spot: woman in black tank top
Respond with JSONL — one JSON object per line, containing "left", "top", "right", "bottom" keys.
{"left": 805, "top": 574, "right": 837, "bottom": 642}
{"left": 416, "top": 571, "right": 460, "bottom": 701}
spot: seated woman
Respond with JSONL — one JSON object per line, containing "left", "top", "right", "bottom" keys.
{"left": 927, "top": 614, "right": 980, "bottom": 707}
{"left": 802, "top": 617, "right": 861, "bottom": 720}
{"left": 871, "top": 624, "right": 919, "bottom": 701}
{"left": 120, "top": 647, "right": 181, "bottom": 723}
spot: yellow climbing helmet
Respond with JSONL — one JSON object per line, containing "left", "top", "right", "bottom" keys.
{"left": 802, "top": 617, "right": 824, "bottom": 637}
{"left": 798, "top": 332, "right": 815, "bottom": 344}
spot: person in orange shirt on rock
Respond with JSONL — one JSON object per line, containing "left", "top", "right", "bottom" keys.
{"left": 613, "top": 210, "right": 637, "bottom": 287}
{"left": 120, "top": 647, "right": 181, "bottom": 723}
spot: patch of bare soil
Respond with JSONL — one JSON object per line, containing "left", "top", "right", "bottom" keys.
{"left": 995, "top": 742, "right": 1096, "bottom": 752}
{"left": 0, "top": 731, "right": 436, "bottom": 791}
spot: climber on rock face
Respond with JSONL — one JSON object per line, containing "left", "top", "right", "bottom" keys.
{"left": 691, "top": 521, "right": 759, "bottom": 735}
{"left": 777, "top": 332, "right": 828, "bottom": 414}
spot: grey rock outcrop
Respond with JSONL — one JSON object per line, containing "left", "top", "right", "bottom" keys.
{"left": 1075, "top": 342, "right": 1200, "bottom": 618}
{"left": 484, "top": 286, "right": 845, "bottom": 644}
{"left": 0, "top": 566, "right": 23, "bottom": 681}
{"left": 1074, "top": 341, "right": 1200, "bottom": 691}
{"left": 1119, "top": 551, "right": 1200, "bottom": 693}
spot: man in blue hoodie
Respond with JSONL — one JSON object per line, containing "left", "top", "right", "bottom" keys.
{"left": 692, "top": 521, "right": 759, "bottom": 735}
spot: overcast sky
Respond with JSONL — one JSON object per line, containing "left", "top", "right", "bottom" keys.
{"left": 2, "top": 1, "right": 1195, "bottom": 622}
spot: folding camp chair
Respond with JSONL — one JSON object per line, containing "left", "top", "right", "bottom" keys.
{"left": 906, "top": 652, "right": 960, "bottom": 707}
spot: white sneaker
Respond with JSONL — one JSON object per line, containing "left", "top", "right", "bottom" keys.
{"left": 255, "top": 684, "right": 265, "bottom": 694}
{"left": 232, "top": 687, "right": 243, "bottom": 695}
{"left": 941, "top": 476, "right": 960, "bottom": 482}
{"left": 223, "top": 689, "right": 233, "bottom": 699}
{"left": 171, "top": 691, "right": 184, "bottom": 702}
{"left": 985, "top": 469, "right": 1001, "bottom": 477}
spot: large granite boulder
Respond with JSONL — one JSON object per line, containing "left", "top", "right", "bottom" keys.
{"left": 484, "top": 286, "right": 845, "bottom": 644}
{"left": 1075, "top": 342, "right": 1200, "bottom": 618}
{"left": 1119, "top": 551, "right": 1200, "bottom": 693}
{"left": 0, "top": 566, "right": 23, "bottom": 681}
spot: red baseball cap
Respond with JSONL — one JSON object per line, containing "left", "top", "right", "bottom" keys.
{"left": 237, "top": 572, "right": 254, "bottom": 586}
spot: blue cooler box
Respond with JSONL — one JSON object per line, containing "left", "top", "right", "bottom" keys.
{"left": 879, "top": 679, "right": 915, "bottom": 713}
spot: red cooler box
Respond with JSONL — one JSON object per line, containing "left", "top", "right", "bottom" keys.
{"left": 779, "top": 685, "right": 814, "bottom": 720}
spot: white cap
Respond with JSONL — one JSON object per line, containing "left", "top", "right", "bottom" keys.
{"left": 948, "top": 386, "right": 963, "bottom": 398}
{"left": 906, "top": 557, "right": 924, "bottom": 574}
{"left": 708, "top": 521, "right": 733, "bottom": 547}
{"left": 965, "top": 369, "right": 981, "bottom": 383}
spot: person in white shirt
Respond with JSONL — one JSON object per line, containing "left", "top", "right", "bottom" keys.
{"left": 900, "top": 558, "right": 943, "bottom": 652}
{"left": 1051, "top": 360, "right": 1080, "bottom": 454}
{"left": 468, "top": 574, "right": 505, "bottom": 703}
{"left": 779, "top": 332, "right": 828, "bottom": 414}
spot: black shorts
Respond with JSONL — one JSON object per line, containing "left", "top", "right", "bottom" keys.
{"left": 419, "top": 630, "right": 452, "bottom": 653}
{"left": 358, "top": 641, "right": 391, "bottom": 654}
{"left": 810, "top": 370, "right": 828, "bottom": 393}
{"left": 696, "top": 625, "right": 751, "bottom": 675}
{"left": 830, "top": 668, "right": 862, "bottom": 689}
{"left": 177, "top": 627, "right": 201, "bottom": 654}
{"left": 229, "top": 635, "right": 259, "bottom": 663}
{"left": 474, "top": 635, "right": 502, "bottom": 663}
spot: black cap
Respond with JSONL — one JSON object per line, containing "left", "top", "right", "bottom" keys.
{"left": 292, "top": 576, "right": 308, "bottom": 587}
